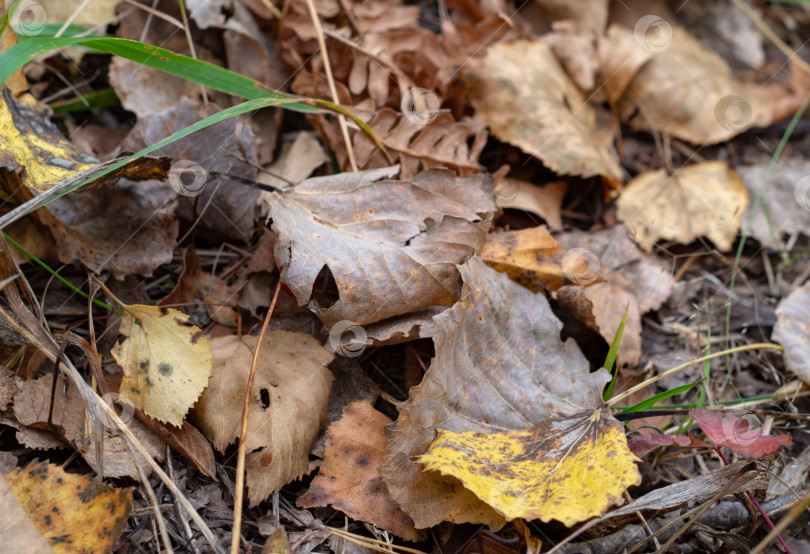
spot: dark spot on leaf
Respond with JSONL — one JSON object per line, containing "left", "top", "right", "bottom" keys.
{"left": 159, "top": 307, "right": 168, "bottom": 316}
{"left": 190, "top": 330, "right": 203, "bottom": 344}
{"left": 357, "top": 457, "right": 369, "bottom": 467}
{"left": 259, "top": 388, "right": 270, "bottom": 408}
{"left": 158, "top": 363, "right": 172, "bottom": 377}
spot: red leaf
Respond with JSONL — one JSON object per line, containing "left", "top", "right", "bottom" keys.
{"left": 629, "top": 432, "right": 706, "bottom": 458}
{"left": 690, "top": 409, "right": 792, "bottom": 458}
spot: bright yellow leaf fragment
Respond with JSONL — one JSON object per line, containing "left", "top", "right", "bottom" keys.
{"left": 5, "top": 460, "right": 132, "bottom": 553}
{"left": 112, "top": 304, "right": 213, "bottom": 426}
{"left": 0, "top": 88, "right": 97, "bottom": 194}
{"left": 417, "top": 407, "right": 641, "bottom": 526}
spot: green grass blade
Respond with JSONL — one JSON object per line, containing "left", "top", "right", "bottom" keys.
{"left": 50, "top": 87, "right": 119, "bottom": 113}
{"left": 603, "top": 304, "right": 629, "bottom": 401}
{"left": 620, "top": 378, "right": 706, "bottom": 414}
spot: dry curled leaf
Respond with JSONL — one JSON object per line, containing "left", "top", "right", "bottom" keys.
{"left": 418, "top": 406, "right": 640, "bottom": 526}
{"left": 111, "top": 303, "right": 213, "bottom": 427}
{"left": 464, "top": 40, "right": 622, "bottom": 183}
{"left": 479, "top": 226, "right": 567, "bottom": 293}
{"left": 617, "top": 161, "right": 749, "bottom": 252}
{"left": 4, "top": 460, "right": 132, "bottom": 554}
{"left": 192, "top": 332, "right": 333, "bottom": 505}
{"left": 299, "top": 400, "right": 423, "bottom": 541}
{"left": 268, "top": 166, "right": 495, "bottom": 327}
{"left": 381, "top": 257, "right": 612, "bottom": 529}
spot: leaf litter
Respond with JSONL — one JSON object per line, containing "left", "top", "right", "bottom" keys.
{"left": 0, "top": 0, "right": 809, "bottom": 552}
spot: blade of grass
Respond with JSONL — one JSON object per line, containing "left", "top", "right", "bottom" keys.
{"left": 619, "top": 378, "right": 706, "bottom": 414}
{"left": 602, "top": 304, "right": 628, "bottom": 401}
{"left": 1, "top": 231, "right": 117, "bottom": 313}
{"left": 50, "top": 87, "right": 118, "bottom": 113}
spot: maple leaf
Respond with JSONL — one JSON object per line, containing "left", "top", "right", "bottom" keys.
{"left": 417, "top": 406, "right": 641, "bottom": 526}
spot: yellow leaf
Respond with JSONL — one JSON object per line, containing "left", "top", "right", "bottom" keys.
{"left": 617, "top": 161, "right": 749, "bottom": 252}
{"left": 4, "top": 460, "right": 132, "bottom": 553}
{"left": 0, "top": 88, "right": 97, "bottom": 194}
{"left": 479, "top": 227, "right": 568, "bottom": 292}
{"left": 112, "top": 304, "right": 213, "bottom": 426}
{"left": 417, "top": 407, "right": 641, "bottom": 526}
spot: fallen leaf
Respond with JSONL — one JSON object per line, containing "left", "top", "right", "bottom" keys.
{"left": 0, "top": 88, "right": 97, "bottom": 194}
{"left": 268, "top": 166, "right": 495, "bottom": 327}
{"left": 774, "top": 280, "right": 810, "bottom": 385}
{"left": 38, "top": 0, "right": 121, "bottom": 26}
{"left": 479, "top": 226, "right": 567, "bottom": 293}
{"left": 495, "top": 179, "right": 566, "bottom": 231}
{"left": 160, "top": 248, "right": 239, "bottom": 327}
{"left": 0, "top": 471, "right": 55, "bottom": 554}
{"left": 111, "top": 302, "right": 213, "bottom": 426}
{"left": 617, "top": 161, "right": 749, "bottom": 252}
{"left": 464, "top": 40, "right": 622, "bottom": 183}
{"left": 381, "top": 257, "right": 612, "bottom": 529}
{"left": 5, "top": 460, "right": 132, "bottom": 553}
{"left": 192, "top": 332, "right": 334, "bottom": 505}
{"left": 629, "top": 433, "right": 703, "bottom": 458}
{"left": 690, "top": 409, "right": 792, "bottom": 458}
{"left": 737, "top": 161, "right": 810, "bottom": 249}
{"left": 599, "top": 24, "right": 806, "bottom": 145}
{"left": 299, "top": 400, "right": 423, "bottom": 541}
{"left": 13, "top": 373, "right": 165, "bottom": 478}
{"left": 418, "top": 406, "right": 640, "bottom": 525}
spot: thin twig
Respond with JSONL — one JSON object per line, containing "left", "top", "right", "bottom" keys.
{"left": 230, "top": 279, "right": 283, "bottom": 554}
{"left": 305, "top": 0, "right": 358, "bottom": 171}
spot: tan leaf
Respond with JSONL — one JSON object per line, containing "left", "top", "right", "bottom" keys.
{"left": 599, "top": 24, "right": 807, "bottom": 145}
{"left": 268, "top": 166, "right": 495, "bottom": 327}
{"left": 111, "top": 304, "right": 213, "bottom": 426}
{"left": 381, "top": 257, "right": 606, "bottom": 529}
{"left": 5, "top": 460, "right": 132, "bottom": 553}
{"left": 479, "top": 227, "right": 567, "bottom": 293}
{"left": 299, "top": 401, "right": 423, "bottom": 541}
{"left": 495, "top": 179, "right": 566, "bottom": 231}
{"left": 464, "top": 40, "right": 623, "bottom": 183}
{"left": 192, "top": 332, "right": 334, "bottom": 505}
{"left": 617, "top": 161, "right": 749, "bottom": 252}
{"left": 774, "top": 281, "right": 810, "bottom": 386}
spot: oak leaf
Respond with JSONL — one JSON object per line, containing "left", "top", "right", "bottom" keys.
{"left": 617, "top": 161, "right": 748, "bottom": 252}
{"left": 381, "top": 257, "right": 620, "bottom": 529}
{"left": 418, "top": 407, "right": 640, "bottom": 526}
{"left": 298, "top": 400, "right": 423, "bottom": 541}
{"left": 4, "top": 460, "right": 132, "bottom": 554}
{"left": 192, "top": 332, "right": 334, "bottom": 505}
{"left": 268, "top": 166, "right": 495, "bottom": 327}
{"left": 111, "top": 303, "right": 213, "bottom": 427}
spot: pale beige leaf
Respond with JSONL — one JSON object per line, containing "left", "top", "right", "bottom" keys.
{"left": 192, "top": 332, "right": 334, "bottom": 505}
{"left": 617, "top": 161, "right": 749, "bottom": 252}
{"left": 112, "top": 305, "right": 213, "bottom": 427}
{"left": 464, "top": 40, "right": 622, "bottom": 183}
{"left": 774, "top": 281, "right": 810, "bottom": 386}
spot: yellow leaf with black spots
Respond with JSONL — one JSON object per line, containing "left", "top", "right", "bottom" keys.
{"left": 112, "top": 303, "right": 213, "bottom": 426}
{"left": 4, "top": 460, "right": 132, "bottom": 553}
{"left": 417, "top": 406, "right": 641, "bottom": 526}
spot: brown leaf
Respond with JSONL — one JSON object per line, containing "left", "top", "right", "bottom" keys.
{"left": 599, "top": 24, "right": 807, "bottom": 145}
{"left": 13, "top": 373, "right": 165, "bottom": 478}
{"left": 480, "top": 226, "right": 567, "bottom": 293}
{"left": 192, "top": 332, "right": 334, "bottom": 505}
{"left": 160, "top": 248, "right": 240, "bottom": 327}
{"left": 268, "top": 166, "right": 495, "bottom": 327}
{"left": 495, "top": 179, "right": 566, "bottom": 231}
{"left": 464, "top": 40, "right": 623, "bottom": 183}
{"left": 0, "top": 470, "right": 54, "bottom": 554}
{"left": 617, "top": 162, "right": 749, "bottom": 252}
{"left": 381, "top": 256, "right": 606, "bottom": 529}
{"left": 774, "top": 280, "right": 810, "bottom": 385}
{"left": 299, "top": 400, "right": 423, "bottom": 541}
